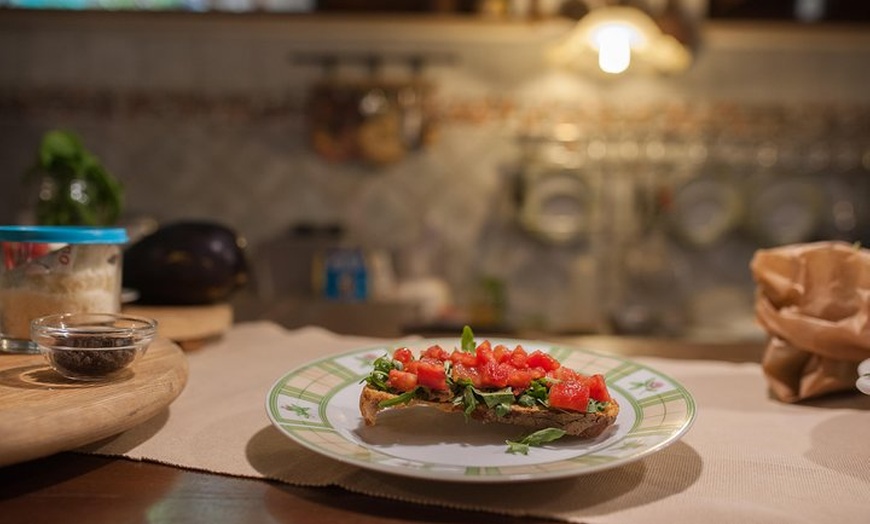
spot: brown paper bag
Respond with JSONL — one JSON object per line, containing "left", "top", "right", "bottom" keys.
{"left": 751, "top": 241, "right": 870, "bottom": 402}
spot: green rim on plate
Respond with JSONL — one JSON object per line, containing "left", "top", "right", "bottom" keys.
{"left": 265, "top": 338, "right": 695, "bottom": 483}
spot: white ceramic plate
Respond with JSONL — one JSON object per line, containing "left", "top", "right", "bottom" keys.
{"left": 265, "top": 338, "right": 696, "bottom": 483}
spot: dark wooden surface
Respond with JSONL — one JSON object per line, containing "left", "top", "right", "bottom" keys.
{"left": 0, "top": 335, "right": 765, "bottom": 524}
{"left": 0, "top": 453, "right": 555, "bottom": 524}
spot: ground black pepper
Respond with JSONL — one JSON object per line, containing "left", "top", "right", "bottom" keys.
{"left": 46, "top": 334, "right": 137, "bottom": 379}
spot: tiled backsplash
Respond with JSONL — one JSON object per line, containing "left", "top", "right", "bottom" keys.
{"left": 1, "top": 14, "right": 869, "bottom": 338}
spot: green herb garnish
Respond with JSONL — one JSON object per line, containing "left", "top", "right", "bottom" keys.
{"left": 378, "top": 388, "right": 420, "bottom": 408}
{"left": 453, "top": 384, "right": 517, "bottom": 419}
{"left": 461, "top": 325, "right": 475, "bottom": 353}
{"left": 519, "top": 378, "right": 550, "bottom": 408}
{"left": 443, "top": 360, "right": 454, "bottom": 390}
{"left": 517, "top": 394, "right": 537, "bottom": 407}
{"left": 587, "top": 398, "right": 608, "bottom": 413}
{"left": 474, "top": 387, "right": 514, "bottom": 409}
{"left": 494, "top": 403, "right": 512, "bottom": 418}
{"left": 475, "top": 386, "right": 515, "bottom": 418}
{"left": 461, "top": 384, "right": 478, "bottom": 417}
{"left": 505, "top": 428, "right": 567, "bottom": 455}
{"left": 362, "top": 354, "right": 400, "bottom": 391}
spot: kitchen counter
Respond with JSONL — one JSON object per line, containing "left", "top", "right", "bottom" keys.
{"left": 230, "top": 291, "right": 767, "bottom": 344}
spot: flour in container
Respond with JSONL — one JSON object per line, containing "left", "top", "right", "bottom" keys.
{"left": 0, "top": 243, "right": 121, "bottom": 341}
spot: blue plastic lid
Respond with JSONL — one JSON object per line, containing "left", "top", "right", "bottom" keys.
{"left": 0, "top": 226, "right": 128, "bottom": 244}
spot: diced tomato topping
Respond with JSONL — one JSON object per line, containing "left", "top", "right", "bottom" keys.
{"left": 475, "top": 340, "right": 494, "bottom": 365}
{"left": 548, "top": 379, "right": 590, "bottom": 412}
{"left": 505, "top": 367, "right": 544, "bottom": 390}
{"left": 479, "top": 360, "right": 512, "bottom": 389}
{"left": 527, "top": 351, "right": 561, "bottom": 372}
{"left": 548, "top": 366, "right": 581, "bottom": 383}
{"left": 422, "top": 344, "right": 449, "bottom": 362}
{"left": 508, "top": 346, "right": 529, "bottom": 369}
{"left": 381, "top": 338, "right": 612, "bottom": 406}
{"left": 449, "top": 349, "right": 477, "bottom": 367}
{"left": 492, "top": 344, "right": 510, "bottom": 363}
{"left": 415, "top": 360, "right": 448, "bottom": 391}
{"left": 587, "top": 374, "right": 612, "bottom": 402}
{"left": 393, "top": 347, "right": 413, "bottom": 366}
{"left": 451, "top": 363, "right": 482, "bottom": 388}
{"left": 387, "top": 369, "right": 418, "bottom": 392}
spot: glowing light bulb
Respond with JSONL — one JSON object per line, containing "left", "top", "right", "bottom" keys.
{"left": 595, "top": 25, "right": 632, "bottom": 74}
{"left": 547, "top": 5, "right": 693, "bottom": 76}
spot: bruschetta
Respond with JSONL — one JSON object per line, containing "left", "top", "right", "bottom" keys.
{"left": 359, "top": 328, "right": 619, "bottom": 439}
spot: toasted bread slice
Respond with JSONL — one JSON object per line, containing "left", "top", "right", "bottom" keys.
{"left": 359, "top": 384, "right": 619, "bottom": 439}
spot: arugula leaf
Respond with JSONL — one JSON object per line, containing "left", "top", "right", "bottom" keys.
{"left": 376, "top": 354, "right": 401, "bottom": 372}
{"left": 587, "top": 398, "right": 608, "bottom": 413}
{"left": 361, "top": 354, "right": 399, "bottom": 391}
{"left": 524, "top": 378, "right": 550, "bottom": 407}
{"left": 517, "top": 394, "right": 537, "bottom": 407}
{"left": 506, "top": 440, "right": 532, "bottom": 455}
{"left": 473, "top": 387, "right": 515, "bottom": 409}
{"left": 494, "top": 403, "right": 512, "bottom": 418}
{"left": 454, "top": 384, "right": 516, "bottom": 419}
{"left": 461, "top": 325, "right": 475, "bottom": 353}
{"left": 461, "top": 385, "right": 478, "bottom": 417}
{"left": 443, "top": 360, "right": 454, "bottom": 390}
{"left": 474, "top": 386, "right": 515, "bottom": 418}
{"left": 378, "top": 388, "right": 420, "bottom": 408}
{"left": 505, "top": 428, "right": 567, "bottom": 455}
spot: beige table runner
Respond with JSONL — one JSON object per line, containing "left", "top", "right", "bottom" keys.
{"left": 82, "top": 321, "right": 870, "bottom": 524}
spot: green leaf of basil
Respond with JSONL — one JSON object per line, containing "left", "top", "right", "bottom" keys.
{"left": 362, "top": 354, "right": 400, "bottom": 390}
{"left": 505, "top": 427, "right": 567, "bottom": 454}
{"left": 473, "top": 387, "right": 515, "bottom": 409}
{"left": 461, "top": 325, "right": 475, "bottom": 353}
{"left": 462, "top": 385, "right": 478, "bottom": 417}
{"left": 378, "top": 388, "right": 419, "bottom": 408}
{"left": 505, "top": 441, "right": 530, "bottom": 455}
{"left": 587, "top": 398, "right": 608, "bottom": 413}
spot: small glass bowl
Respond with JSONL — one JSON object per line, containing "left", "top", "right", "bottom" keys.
{"left": 31, "top": 313, "right": 157, "bottom": 381}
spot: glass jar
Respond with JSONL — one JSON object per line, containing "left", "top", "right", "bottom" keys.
{"left": 0, "top": 226, "right": 128, "bottom": 353}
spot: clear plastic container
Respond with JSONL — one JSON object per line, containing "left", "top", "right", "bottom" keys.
{"left": 0, "top": 226, "right": 128, "bottom": 353}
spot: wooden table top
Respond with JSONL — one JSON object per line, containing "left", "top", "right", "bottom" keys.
{"left": 0, "top": 453, "right": 555, "bottom": 524}
{"left": 0, "top": 334, "right": 765, "bottom": 524}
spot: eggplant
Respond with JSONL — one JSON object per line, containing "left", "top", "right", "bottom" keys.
{"left": 123, "top": 221, "right": 248, "bottom": 305}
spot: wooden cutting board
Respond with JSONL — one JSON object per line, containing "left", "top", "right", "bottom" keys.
{"left": 0, "top": 337, "right": 188, "bottom": 467}
{"left": 123, "top": 303, "right": 233, "bottom": 351}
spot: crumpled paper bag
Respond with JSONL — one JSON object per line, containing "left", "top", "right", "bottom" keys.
{"left": 750, "top": 241, "right": 870, "bottom": 403}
